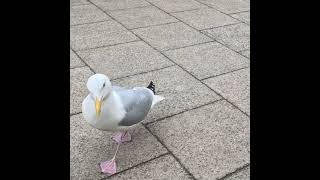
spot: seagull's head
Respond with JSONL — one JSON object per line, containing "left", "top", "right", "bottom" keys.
{"left": 86, "top": 73, "right": 112, "bottom": 117}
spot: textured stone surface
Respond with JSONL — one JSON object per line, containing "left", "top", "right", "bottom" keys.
{"left": 71, "top": 0, "right": 90, "bottom": 6}
{"left": 231, "top": 11, "right": 250, "bottom": 24}
{"left": 70, "top": 49, "right": 85, "bottom": 68}
{"left": 109, "top": 6, "right": 178, "bottom": 29}
{"left": 147, "top": 100, "right": 250, "bottom": 179}
{"left": 91, "top": 0, "right": 150, "bottom": 11}
{"left": 171, "top": 8, "right": 239, "bottom": 30}
{"left": 108, "top": 155, "right": 193, "bottom": 180}
{"left": 240, "top": 49, "right": 250, "bottom": 58}
{"left": 112, "top": 66, "right": 221, "bottom": 123}
{"left": 147, "top": 0, "right": 205, "bottom": 13}
{"left": 70, "top": 67, "right": 94, "bottom": 114}
{"left": 70, "top": 4, "right": 110, "bottom": 25}
{"left": 203, "top": 68, "right": 250, "bottom": 115}
{"left": 197, "top": 0, "right": 250, "bottom": 14}
{"left": 132, "top": 22, "right": 212, "bottom": 51}
{"left": 164, "top": 42, "right": 249, "bottom": 79}
{"left": 70, "top": 21, "right": 138, "bottom": 51}
{"left": 202, "top": 23, "right": 250, "bottom": 51}
{"left": 70, "top": 114, "right": 167, "bottom": 179}
{"left": 224, "top": 166, "right": 250, "bottom": 180}
{"left": 77, "top": 41, "right": 173, "bottom": 79}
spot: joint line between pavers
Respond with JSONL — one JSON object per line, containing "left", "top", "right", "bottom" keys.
{"left": 200, "top": 66, "right": 250, "bottom": 81}
{"left": 162, "top": 40, "right": 215, "bottom": 52}
{"left": 199, "top": 22, "right": 242, "bottom": 31}
{"left": 160, "top": 49, "right": 249, "bottom": 117}
{"left": 105, "top": 4, "right": 152, "bottom": 12}
{"left": 144, "top": 125, "right": 197, "bottom": 180}
{"left": 218, "top": 163, "right": 250, "bottom": 180}
{"left": 110, "top": 65, "right": 176, "bottom": 81}
{"left": 211, "top": 39, "right": 250, "bottom": 60}
{"left": 70, "top": 111, "right": 82, "bottom": 116}
{"left": 75, "top": 40, "right": 141, "bottom": 52}
{"left": 192, "top": 0, "right": 248, "bottom": 22}
{"left": 102, "top": 153, "right": 170, "bottom": 179}
{"left": 70, "top": 19, "right": 113, "bottom": 27}
{"left": 129, "top": 21, "right": 180, "bottom": 30}
{"left": 144, "top": 99, "right": 224, "bottom": 126}
{"left": 88, "top": 0, "right": 249, "bottom": 118}
{"left": 70, "top": 65, "right": 88, "bottom": 70}
{"left": 227, "top": 10, "right": 250, "bottom": 15}
{"left": 86, "top": 0, "right": 249, "bottom": 117}
{"left": 71, "top": 48, "right": 96, "bottom": 73}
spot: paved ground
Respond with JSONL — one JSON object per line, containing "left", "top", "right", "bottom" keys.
{"left": 70, "top": 0, "right": 250, "bottom": 179}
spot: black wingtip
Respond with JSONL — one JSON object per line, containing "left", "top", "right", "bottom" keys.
{"left": 147, "top": 81, "right": 155, "bottom": 94}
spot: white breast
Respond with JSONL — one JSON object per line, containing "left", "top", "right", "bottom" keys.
{"left": 82, "top": 92, "right": 126, "bottom": 131}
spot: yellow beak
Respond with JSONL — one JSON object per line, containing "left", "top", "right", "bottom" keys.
{"left": 95, "top": 99, "right": 102, "bottom": 117}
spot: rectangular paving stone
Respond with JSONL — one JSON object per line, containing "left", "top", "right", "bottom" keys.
{"left": 108, "top": 155, "right": 193, "bottom": 180}
{"left": 147, "top": 0, "right": 205, "bottom": 13}
{"left": 70, "top": 4, "right": 110, "bottom": 26}
{"left": 202, "top": 23, "right": 250, "bottom": 52}
{"left": 197, "top": 0, "right": 250, "bottom": 14}
{"left": 112, "top": 66, "right": 221, "bottom": 123}
{"left": 70, "top": 49, "right": 85, "bottom": 68}
{"left": 71, "top": 0, "right": 90, "bottom": 6}
{"left": 91, "top": 0, "right": 150, "bottom": 11}
{"left": 164, "top": 42, "right": 249, "bottom": 79}
{"left": 70, "top": 21, "right": 138, "bottom": 51}
{"left": 171, "top": 8, "right": 239, "bottom": 30}
{"left": 132, "top": 22, "right": 212, "bottom": 51}
{"left": 231, "top": 11, "right": 250, "bottom": 24}
{"left": 70, "top": 114, "right": 167, "bottom": 180}
{"left": 147, "top": 100, "right": 250, "bottom": 179}
{"left": 70, "top": 67, "right": 94, "bottom": 114}
{"left": 77, "top": 41, "right": 174, "bottom": 79}
{"left": 224, "top": 166, "right": 250, "bottom": 180}
{"left": 109, "top": 6, "right": 178, "bottom": 29}
{"left": 203, "top": 68, "right": 250, "bottom": 115}
{"left": 240, "top": 49, "right": 250, "bottom": 58}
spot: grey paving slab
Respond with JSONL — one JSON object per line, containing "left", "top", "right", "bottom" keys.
{"left": 77, "top": 41, "right": 174, "bottom": 79}
{"left": 147, "top": 100, "right": 250, "bottom": 179}
{"left": 203, "top": 68, "right": 250, "bottom": 115}
{"left": 224, "top": 166, "right": 250, "bottom": 180}
{"left": 240, "top": 49, "right": 250, "bottom": 58}
{"left": 112, "top": 66, "right": 221, "bottom": 123}
{"left": 132, "top": 22, "right": 212, "bottom": 51}
{"left": 70, "top": 21, "right": 138, "bottom": 51}
{"left": 202, "top": 23, "right": 250, "bottom": 52}
{"left": 108, "top": 155, "right": 193, "bottom": 180}
{"left": 71, "top": 0, "right": 90, "bottom": 6}
{"left": 70, "top": 67, "right": 94, "bottom": 114}
{"left": 171, "top": 8, "right": 239, "bottom": 30}
{"left": 231, "top": 11, "right": 250, "bottom": 24}
{"left": 70, "top": 49, "right": 85, "bottom": 68}
{"left": 147, "top": 0, "right": 206, "bottom": 13}
{"left": 70, "top": 114, "right": 167, "bottom": 180}
{"left": 91, "top": 0, "right": 150, "bottom": 11}
{"left": 197, "top": 0, "right": 250, "bottom": 14}
{"left": 109, "top": 6, "right": 178, "bottom": 29}
{"left": 70, "top": 4, "right": 110, "bottom": 26}
{"left": 164, "top": 42, "right": 249, "bottom": 79}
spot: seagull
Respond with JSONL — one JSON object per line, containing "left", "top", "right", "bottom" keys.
{"left": 82, "top": 73, "right": 164, "bottom": 175}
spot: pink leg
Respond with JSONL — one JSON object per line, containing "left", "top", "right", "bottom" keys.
{"left": 100, "top": 158, "right": 116, "bottom": 175}
{"left": 100, "top": 142, "right": 120, "bottom": 175}
{"left": 112, "top": 131, "right": 131, "bottom": 144}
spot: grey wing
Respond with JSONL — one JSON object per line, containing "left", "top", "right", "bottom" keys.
{"left": 116, "top": 88, "right": 153, "bottom": 126}
{"left": 112, "top": 85, "right": 127, "bottom": 91}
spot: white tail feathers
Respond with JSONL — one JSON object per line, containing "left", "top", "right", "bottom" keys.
{"left": 151, "top": 95, "right": 165, "bottom": 108}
